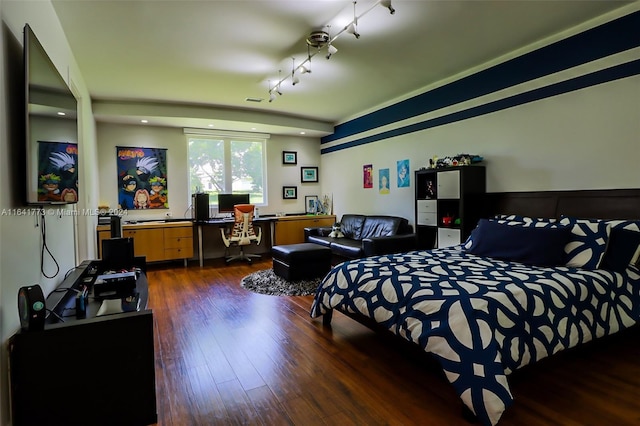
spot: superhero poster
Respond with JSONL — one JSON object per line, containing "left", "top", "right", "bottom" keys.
{"left": 38, "top": 141, "right": 78, "bottom": 203}
{"left": 116, "top": 146, "right": 168, "bottom": 210}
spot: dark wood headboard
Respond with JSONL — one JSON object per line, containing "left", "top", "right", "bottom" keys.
{"left": 484, "top": 188, "right": 640, "bottom": 220}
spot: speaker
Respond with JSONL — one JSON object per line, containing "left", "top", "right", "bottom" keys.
{"left": 192, "top": 193, "right": 209, "bottom": 221}
{"left": 18, "top": 285, "right": 46, "bottom": 331}
{"left": 110, "top": 215, "right": 122, "bottom": 238}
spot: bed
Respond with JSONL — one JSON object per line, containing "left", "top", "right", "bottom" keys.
{"left": 310, "top": 189, "right": 640, "bottom": 425}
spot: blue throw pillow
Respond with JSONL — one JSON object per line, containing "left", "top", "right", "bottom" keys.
{"left": 600, "top": 228, "right": 640, "bottom": 272}
{"left": 465, "top": 219, "right": 572, "bottom": 266}
{"left": 559, "top": 216, "right": 611, "bottom": 269}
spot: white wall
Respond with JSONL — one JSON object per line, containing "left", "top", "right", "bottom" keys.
{"left": 320, "top": 7, "right": 640, "bottom": 224}
{"left": 96, "top": 122, "right": 322, "bottom": 258}
{"left": 0, "top": 1, "right": 97, "bottom": 424}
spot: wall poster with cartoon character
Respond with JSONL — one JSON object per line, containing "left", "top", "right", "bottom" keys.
{"left": 38, "top": 141, "right": 79, "bottom": 203}
{"left": 116, "top": 146, "right": 168, "bottom": 210}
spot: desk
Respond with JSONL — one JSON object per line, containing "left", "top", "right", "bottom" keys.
{"left": 194, "top": 215, "right": 336, "bottom": 266}
{"left": 195, "top": 217, "right": 276, "bottom": 267}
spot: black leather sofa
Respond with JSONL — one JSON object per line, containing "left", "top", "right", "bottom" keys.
{"left": 304, "top": 214, "right": 417, "bottom": 259}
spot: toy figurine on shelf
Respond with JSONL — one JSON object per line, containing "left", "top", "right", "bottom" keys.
{"left": 426, "top": 181, "right": 435, "bottom": 198}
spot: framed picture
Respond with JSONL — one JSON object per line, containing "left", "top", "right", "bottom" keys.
{"left": 283, "top": 186, "right": 297, "bottom": 199}
{"left": 305, "top": 195, "right": 318, "bottom": 214}
{"left": 301, "top": 166, "right": 318, "bottom": 183}
{"left": 282, "top": 151, "right": 297, "bottom": 165}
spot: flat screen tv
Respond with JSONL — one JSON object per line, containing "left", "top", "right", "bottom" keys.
{"left": 24, "top": 24, "right": 79, "bottom": 205}
{"left": 218, "top": 193, "right": 250, "bottom": 214}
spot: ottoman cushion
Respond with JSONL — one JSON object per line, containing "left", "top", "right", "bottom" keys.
{"left": 272, "top": 243, "right": 332, "bottom": 281}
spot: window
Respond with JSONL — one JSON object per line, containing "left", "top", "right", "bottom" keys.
{"left": 187, "top": 130, "right": 267, "bottom": 207}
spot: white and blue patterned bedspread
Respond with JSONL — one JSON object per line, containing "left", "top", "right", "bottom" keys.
{"left": 310, "top": 245, "right": 640, "bottom": 425}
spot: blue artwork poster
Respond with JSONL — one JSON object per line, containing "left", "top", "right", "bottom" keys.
{"left": 397, "top": 158, "right": 410, "bottom": 188}
{"left": 116, "top": 146, "right": 168, "bottom": 209}
{"left": 38, "top": 141, "right": 78, "bottom": 203}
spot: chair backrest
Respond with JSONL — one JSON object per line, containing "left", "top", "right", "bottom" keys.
{"left": 230, "top": 204, "right": 258, "bottom": 241}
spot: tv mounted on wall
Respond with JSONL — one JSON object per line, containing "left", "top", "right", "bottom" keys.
{"left": 24, "top": 24, "right": 79, "bottom": 205}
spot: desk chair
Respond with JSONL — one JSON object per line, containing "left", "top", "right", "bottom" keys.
{"left": 220, "top": 204, "right": 262, "bottom": 263}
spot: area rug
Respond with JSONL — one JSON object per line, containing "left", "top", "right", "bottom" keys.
{"left": 240, "top": 269, "right": 322, "bottom": 296}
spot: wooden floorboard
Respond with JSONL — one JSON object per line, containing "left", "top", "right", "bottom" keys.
{"left": 146, "top": 257, "right": 640, "bottom": 425}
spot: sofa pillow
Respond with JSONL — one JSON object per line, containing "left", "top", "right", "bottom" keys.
{"left": 558, "top": 216, "right": 611, "bottom": 269}
{"left": 464, "top": 219, "right": 572, "bottom": 266}
{"left": 599, "top": 229, "right": 640, "bottom": 272}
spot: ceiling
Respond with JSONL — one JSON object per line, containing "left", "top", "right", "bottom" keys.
{"left": 51, "top": 0, "right": 633, "bottom": 137}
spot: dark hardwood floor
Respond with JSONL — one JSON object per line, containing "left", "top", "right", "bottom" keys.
{"left": 147, "top": 257, "right": 640, "bottom": 426}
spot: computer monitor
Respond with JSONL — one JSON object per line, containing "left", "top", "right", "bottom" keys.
{"left": 101, "top": 237, "right": 135, "bottom": 272}
{"left": 218, "top": 193, "right": 250, "bottom": 214}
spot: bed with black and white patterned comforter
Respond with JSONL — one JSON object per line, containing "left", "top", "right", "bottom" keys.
{"left": 310, "top": 245, "right": 640, "bottom": 425}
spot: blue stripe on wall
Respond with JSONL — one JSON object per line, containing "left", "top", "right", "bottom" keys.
{"left": 321, "top": 59, "right": 640, "bottom": 154}
{"left": 322, "top": 10, "right": 640, "bottom": 145}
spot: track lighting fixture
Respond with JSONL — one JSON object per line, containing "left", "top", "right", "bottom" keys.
{"left": 346, "top": 1, "right": 360, "bottom": 39}
{"left": 267, "top": 0, "right": 396, "bottom": 102}
{"left": 380, "top": 0, "right": 395, "bottom": 15}
{"left": 326, "top": 44, "right": 338, "bottom": 60}
{"left": 291, "top": 58, "right": 300, "bottom": 86}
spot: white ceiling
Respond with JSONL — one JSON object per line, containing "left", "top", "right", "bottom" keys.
{"left": 51, "top": 0, "right": 633, "bottom": 137}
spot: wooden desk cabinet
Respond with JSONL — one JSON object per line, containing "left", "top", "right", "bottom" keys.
{"left": 98, "top": 221, "right": 194, "bottom": 262}
{"left": 274, "top": 215, "right": 336, "bottom": 245}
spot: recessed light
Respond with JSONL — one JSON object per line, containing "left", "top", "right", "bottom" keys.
{"left": 208, "top": 124, "right": 214, "bottom": 127}
{"left": 141, "top": 119, "right": 148, "bottom": 123}
{"left": 57, "top": 111, "right": 66, "bottom": 116}
{"left": 245, "top": 97, "right": 263, "bottom": 103}
{"left": 300, "top": 131, "right": 306, "bottom": 135}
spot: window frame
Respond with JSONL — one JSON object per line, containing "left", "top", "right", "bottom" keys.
{"left": 186, "top": 129, "right": 268, "bottom": 208}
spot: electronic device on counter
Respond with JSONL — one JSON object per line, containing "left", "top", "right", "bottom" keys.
{"left": 192, "top": 192, "right": 210, "bottom": 221}
{"left": 93, "top": 271, "right": 137, "bottom": 299}
{"left": 17, "top": 284, "right": 46, "bottom": 331}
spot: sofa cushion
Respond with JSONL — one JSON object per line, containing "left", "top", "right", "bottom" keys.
{"left": 330, "top": 238, "right": 365, "bottom": 258}
{"left": 361, "top": 216, "right": 405, "bottom": 239}
{"left": 340, "top": 214, "right": 366, "bottom": 240}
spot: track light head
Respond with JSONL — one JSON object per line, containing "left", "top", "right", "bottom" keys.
{"left": 300, "top": 65, "right": 311, "bottom": 74}
{"left": 326, "top": 44, "right": 338, "bottom": 60}
{"left": 380, "top": 0, "right": 395, "bottom": 14}
{"left": 292, "top": 75, "right": 300, "bottom": 86}
{"left": 268, "top": 91, "right": 276, "bottom": 102}
{"left": 346, "top": 22, "right": 360, "bottom": 39}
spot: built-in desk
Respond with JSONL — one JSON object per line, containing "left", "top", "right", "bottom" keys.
{"left": 194, "top": 215, "right": 336, "bottom": 266}
{"left": 97, "top": 220, "right": 194, "bottom": 264}
{"left": 194, "top": 216, "right": 276, "bottom": 267}
{"left": 273, "top": 214, "right": 336, "bottom": 245}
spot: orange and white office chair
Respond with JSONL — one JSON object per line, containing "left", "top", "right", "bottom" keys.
{"left": 220, "top": 204, "right": 262, "bottom": 264}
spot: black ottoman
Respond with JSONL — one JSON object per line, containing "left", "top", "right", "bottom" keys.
{"left": 272, "top": 243, "right": 332, "bottom": 281}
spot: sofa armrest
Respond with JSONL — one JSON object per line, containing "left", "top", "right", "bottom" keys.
{"left": 362, "top": 233, "right": 418, "bottom": 257}
{"left": 304, "top": 226, "right": 333, "bottom": 240}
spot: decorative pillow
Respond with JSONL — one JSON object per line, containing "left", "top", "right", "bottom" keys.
{"left": 493, "top": 214, "right": 557, "bottom": 227}
{"left": 465, "top": 219, "right": 572, "bottom": 266}
{"left": 558, "top": 216, "right": 611, "bottom": 269}
{"left": 603, "top": 219, "right": 640, "bottom": 233}
{"left": 599, "top": 229, "right": 640, "bottom": 272}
